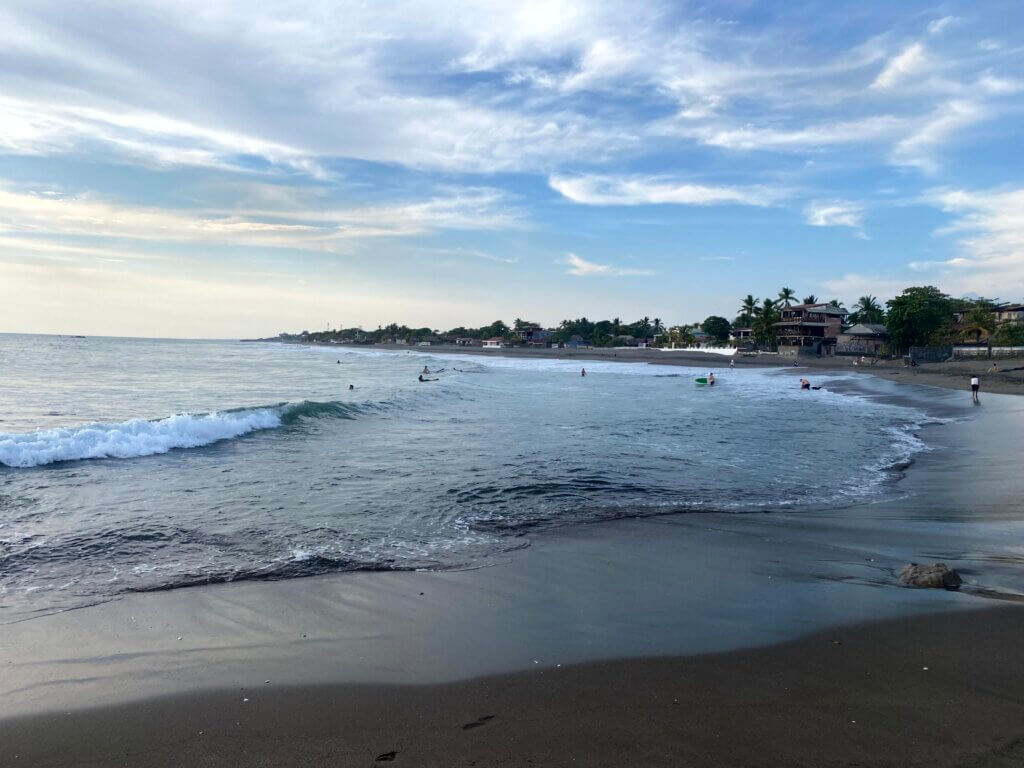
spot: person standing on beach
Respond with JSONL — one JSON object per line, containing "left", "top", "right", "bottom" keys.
{"left": 971, "top": 375, "right": 980, "bottom": 403}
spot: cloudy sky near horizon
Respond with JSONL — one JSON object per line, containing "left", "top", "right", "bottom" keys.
{"left": 1, "top": 0, "right": 1023, "bottom": 337}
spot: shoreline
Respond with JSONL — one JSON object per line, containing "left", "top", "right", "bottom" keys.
{"left": 295, "top": 340, "right": 1024, "bottom": 396}
{"left": 4, "top": 606, "right": 1022, "bottom": 767}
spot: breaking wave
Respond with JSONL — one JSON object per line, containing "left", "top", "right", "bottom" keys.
{"left": 0, "top": 400, "right": 365, "bottom": 468}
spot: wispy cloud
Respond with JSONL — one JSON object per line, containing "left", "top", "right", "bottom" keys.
{"left": 925, "top": 185, "right": 1024, "bottom": 295}
{"left": 562, "top": 252, "right": 653, "bottom": 277}
{"left": 549, "top": 175, "right": 777, "bottom": 206}
{"left": 0, "top": 185, "right": 523, "bottom": 254}
{"left": 891, "top": 100, "right": 987, "bottom": 172}
{"left": 804, "top": 200, "right": 867, "bottom": 237}
{"left": 871, "top": 43, "right": 927, "bottom": 90}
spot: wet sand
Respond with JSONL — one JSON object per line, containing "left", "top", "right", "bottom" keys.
{"left": 3, "top": 607, "right": 1023, "bottom": 767}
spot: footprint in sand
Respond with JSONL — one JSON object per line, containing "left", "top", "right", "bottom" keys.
{"left": 462, "top": 714, "right": 496, "bottom": 730}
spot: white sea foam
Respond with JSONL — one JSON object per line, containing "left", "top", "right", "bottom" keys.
{"left": 0, "top": 409, "right": 282, "bottom": 468}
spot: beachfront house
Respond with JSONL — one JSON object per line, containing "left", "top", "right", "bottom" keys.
{"left": 730, "top": 327, "right": 753, "bottom": 342}
{"left": 994, "top": 304, "right": 1024, "bottom": 325}
{"left": 455, "top": 337, "right": 482, "bottom": 346}
{"left": 515, "top": 326, "right": 551, "bottom": 343}
{"left": 483, "top": 337, "right": 503, "bottom": 348}
{"left": 837, "top": 323, "right": 889, "bottom": 356}
{"left": 953, "top": 303, "right": 1024, "bottom": 326}
{"left": 566, "top": 334, "right": 590, "bottom": 349}
{"left": 774, "top": 303, "right": 848, "bottom": 354}
{"left": 516, "top": 326, "right": 553, "bottom": 347}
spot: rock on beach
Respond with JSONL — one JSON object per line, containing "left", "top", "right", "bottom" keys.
{"left": 898, "top": 563, "right": 962, "bottom": 589}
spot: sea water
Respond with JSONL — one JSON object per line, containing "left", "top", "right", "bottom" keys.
{"left": 0, "top": 334, "right": 951, "bottom": 617}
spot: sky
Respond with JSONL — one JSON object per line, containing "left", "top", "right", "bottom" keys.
{"left": 1, "top": 0, "right": 1023, "bottom": 338}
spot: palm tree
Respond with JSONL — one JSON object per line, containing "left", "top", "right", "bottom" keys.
{"left": 961, "top": 306, "right": 995, "bottom": 344}
{"left": 653, "top": 318, "right": 664, "bottom": 336}
{"left": 752, "top": 298, "right": 781, "bottom": 346}
{"left": 777, "top": 287, "right": 797, "bottom": 307}
{"left": 612, "top": 317, "right": 621, "bottom": 337}
{"left": 802, "top": 294, "right": 818, "bottom": 305}
{"left": 738, "top": 295, "right": 758, "bottom": 326}
{"left": 853, "top": 295, "right": 883, "bottom": 324}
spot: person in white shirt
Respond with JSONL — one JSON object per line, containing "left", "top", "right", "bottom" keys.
{"left": 970, "top": 376, "right": 980, "bottom": 403}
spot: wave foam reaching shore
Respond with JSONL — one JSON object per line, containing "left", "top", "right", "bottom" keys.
{"left": 0, "top": 401, "right": 364, "bottom": 468}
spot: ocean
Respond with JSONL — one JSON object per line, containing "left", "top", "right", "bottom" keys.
{"left": 0, "top": 334, "right": 959, "bottom": 618}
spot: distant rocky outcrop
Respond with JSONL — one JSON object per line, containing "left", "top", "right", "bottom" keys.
{"left": 898, "top": 562, "right": 962, "bottom": 589}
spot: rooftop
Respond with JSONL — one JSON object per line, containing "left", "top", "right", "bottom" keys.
{"left": 844, "top": 323, "right": 889, "bottom": 335}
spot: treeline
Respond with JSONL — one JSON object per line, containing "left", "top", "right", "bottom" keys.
{"left": 284, "top": 286, "right": 1023, "bottom": 352}
{"left": 735, "top": 286, "right": 1024, "bottom": 351}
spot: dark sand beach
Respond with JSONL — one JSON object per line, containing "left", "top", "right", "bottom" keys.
{"left": 4, "top": 607, "right": 1023, "bottom": 768}
{"left": 2, "top": 361, "right": 1023, "bottom": 766}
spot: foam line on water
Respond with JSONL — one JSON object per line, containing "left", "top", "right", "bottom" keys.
{"left": 0, "top": 400, "right": 372, "bottom": 468}
{"left": 0, "top": 409, "right": 282, "bottom": 468}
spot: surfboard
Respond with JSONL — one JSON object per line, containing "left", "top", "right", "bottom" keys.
{"left": 695, "top": 377, "right": 708, "bottom": 384}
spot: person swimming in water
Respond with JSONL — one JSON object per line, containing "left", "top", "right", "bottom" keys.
{"left": 800, "top": 378, "right": 811, "bottom": 390}
{"left": 708, "top": 372, "right": 715, "bottom": 386}
{"left": 348, "top": 384, "right": 354, "bottom": 390}
{"left": 581, "top": 368, "right": 587, "bottom": 377}
{"left": 422, "top": 366, "right": 430, "bottom": 375}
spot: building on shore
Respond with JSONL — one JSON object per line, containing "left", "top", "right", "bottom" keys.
{"left": 482, "top": 337, "right": 503, "bottom": 348}
{"left": 994, "top": 304, "right": 1024, "bottom": 325}
{"left": 566, "top": 334, "right": 590, "bottom": 349}
{"left": 836, "top": 323, "right": 889, "bottom": 355}
{"left": 516, "top": 326, "right": 553, "bottom": 346}
{"left": 455, "top": 337, "right": 483, "bottom": 346}
{"left": 774, "top": 303, "right": 848, "bottom": 354}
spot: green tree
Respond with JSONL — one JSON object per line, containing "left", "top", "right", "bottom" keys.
{"left": 885, "top": 287, "right": 953, "bottom": 353}
{"left": 851, "top": 295, "right": 884, "bottom": 324}
{"left": 992, "top": 323, "right": 1024, "bottom": 346}
{"left": 961, "top": 305, "right": 996, "bottom": 344}
{"left": 737, "top": 295, "right": 758, "bottom": 326}
{"left": 667, "top": 326, "right": 696, "bottom": 347}
{"left": 802, "top": 294, "right": 818, "bottom": 304}
{"left": 777, "top": 287, "right": 797, "bottom": 307}
{"left": 752, "top": 299, "right": 781, "bottom": 345}
{"left": 702, "top": 315, "right": 731, "bottom": 343}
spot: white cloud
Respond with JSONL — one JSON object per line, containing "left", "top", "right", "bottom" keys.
{"left": 0, "top": 185, "right": 523, "bottom": 254}
{"left": 818, "top": 273, "right": 912, "bottom": 305}
{"left": 871, "top": 43, "right": 927, "bottom": 90}
{"left": 562, "top": 252, "right": 653, "bottom": 277}
{"left": 891, "top": 99, "right": 986, "bottom": 172}
{"left": 926, "top": 186, "right": 1024, "bottom": 295}
{"left": 549, "top": 175, "right": 777, "bottom": 206}
{"left": 682, "top": 115, "right": 907, "bottom": 151}
{"left": 927, "top": 17, "right": 955, "bottom": 35}
{"left": 804, "top": 200, "right": 864, "bottom": 233}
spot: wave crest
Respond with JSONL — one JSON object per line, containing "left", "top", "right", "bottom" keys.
{"left": 0, "top": 399, "right": 365, "bottom": 468}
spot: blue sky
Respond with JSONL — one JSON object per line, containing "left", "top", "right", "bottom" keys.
{"left": 1, "top": 0, "right": 1022, "bottom": 337}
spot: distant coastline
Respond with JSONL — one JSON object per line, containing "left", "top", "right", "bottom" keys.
{"left": 257, "top": 337, "right": 1024, "bottom": 396}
